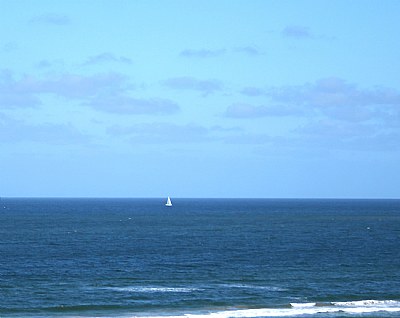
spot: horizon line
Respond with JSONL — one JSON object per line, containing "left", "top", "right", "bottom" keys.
{"left": 1, "top": 196, "right": 399, "bottom": 200}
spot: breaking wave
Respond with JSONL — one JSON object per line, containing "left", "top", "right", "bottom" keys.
{"left": 132, "top": 299, "right": 400, "bottom": 318}
{"left": 105, "top": 286, "right": 201, "bottom": 293}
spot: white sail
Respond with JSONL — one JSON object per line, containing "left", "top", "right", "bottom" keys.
{"left": 165, "top": 196, "right": 172, "bottom": 206}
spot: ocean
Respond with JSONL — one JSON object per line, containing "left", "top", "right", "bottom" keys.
{"left": 0, "top": 198, "right": 399, "bottom": 317}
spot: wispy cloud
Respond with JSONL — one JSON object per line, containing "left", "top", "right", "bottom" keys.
{"left": 238, "top": 78, "right": 400, "bottom": 122}
{"left": 0, "top": 70, "right": 179, "bottom": 115}
{"left": 0, "top": 115, "right": 90, "bottom": 145}
{"left": 282, "top": 25, "right": 312, "bottom": 38}
{"left": 108, "top": 122, "right": 210, "bottom": 143}
{"left": 40, "top": 72, "right": 128, "bottom": 98}
{"left": 83, "top": 53, "right": 132, "bottom": 65}
{"left": 234, "top": 46, "right": 263, "bottom": 56}
{"left": 180, "top": 49, "right": 226, "bottom": 58}
{"left": 267, "top": 77, "right": 400, "bottom": 121}
{"left": 163, "top": 76, "right": 223, "bottom": 96}
{"left": 225, "top": 103, "right": 303, "bottom": 118}
{"left": 0, "top": 70, "right": 41, "bottom": 108}
{"left": 88, "top": 96, "right": 179, "bottom": 115}
{"left": 294, "top": 119, "right": 400, "bottom": 152}
{"left": 0, "top": 70, "right": 128, "bottom": 102}
{"left": 229, "top": 78, "right": 400, "bottom": 152}
{"left": 281, "top": 25, "right": 336, "bottom": 41}
{"left": 241, "top": 86, "right": 267, "bottom": 97}
{"left": 30, "top": 13, "right": 71, "bottom": 26}
{"left": 2, "top": 42, "right": 18, "bottom": 53}
{"left": 223, "top": 132, "right": 273, "bottom": 145}
{"left": 35, "top": 59, "right": 65, "bottom": 69}
{"left": 180, "top": 47, "right": 263, "bottom": 58}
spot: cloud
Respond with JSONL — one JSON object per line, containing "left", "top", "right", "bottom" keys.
{"left": 35, "top": 72, "right": 128, "bottom": 99}
{"left": 163, "top": 76, "right": 223, "bottom": 95}
{"left": 83, "top": 53, "right": 132, "bottom": 65}
{"left": 0, "top": 70, "right": 128, "bottom": 105}
{"left": 238, "top": 78, "right": 400, "bottom": 122}
{"left": 180, "top": 49, "right": 226, "bottom": 58}
{"left": 0, "top": 70, "right": 41, "bottom": 108}
{"left": 223, "top": 132, "right": 273, "bottom": 145}
{"left": 234, "top": 46, "right": 263, "bottom": 56}
{"left": 229, "top": 78, "right": 400, "bottom": 152}
{"left": 180, "top": 47, "right": 262, "bottom": 58}
{"left": 267, "top": 77, "right": 400, "bottom": 121}
{"left": 2, "top": 42, "right": 18, "bottom": 53}
{"left": 87, "top": 96, "right": 180, "bottom": 115}
{"left": 281, "top": 26, "right": 335, "bottom": 41}
{"left": 225, "top": 103, "right": 303, "bottom": 118}
{"left": 241, "top": 87, "right": 267, "bottom": 97}
{"left": 30, "top": 13, "right": 71, "bottom": 25}
{"left": 0, "top": 70, "right": 179, "bottom": 115}
{"left": 296, "top": 119, "right": 373, "bottom": 138}
{"left": 35, "top": 59, "right": 65, "bottom": 69}
{"left": 0, "top": 114, "right": 90, "bottom": 145}
{"left": 294, "top": 119, "right": 400, "bottom": 152}
{"left": 108, "top": 122, "right": 210, "bottom": 143}
{"left": 282, "top": 25, "right": 312, "bottom": 38}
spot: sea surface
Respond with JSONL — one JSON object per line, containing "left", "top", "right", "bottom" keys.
{"left": 1, "top": 198, "right": 400, "bottom": 318}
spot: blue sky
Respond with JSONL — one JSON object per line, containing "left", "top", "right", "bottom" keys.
{"left": 1, "top": 0, "right": 400, "bottom": 198}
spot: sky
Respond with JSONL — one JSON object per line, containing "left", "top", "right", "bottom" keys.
{"left": 1, "top": 0, "right": 400, "bottom": 198}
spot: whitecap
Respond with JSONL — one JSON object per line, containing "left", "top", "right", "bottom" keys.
{"left": 105, "top": 286, "right": 200, "bottom": 293}
{"left": 332, "top": 299, "right": 400, "bottom": 307}
{"left": 132, "top": 301, "right": 400, "bottom": 318}
{"left": 289, "top": 302, "right": 316, "bottom": 308}
{"left": 218, "top": 283, "right": 287, "bottom": 291}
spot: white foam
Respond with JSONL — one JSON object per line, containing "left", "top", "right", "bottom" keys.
{"left": 134, "top": 301, "right": 400, "bottom": 318}
{"left": 63, "top": 299, "right": 400, "bottom": 318}
{"left": 219, "top": 284, "right": 286, "bottom": 291}
{"left": 333, "top": 299, "right": 400, "bottom": 307}
{"left": 105, "top": 286, "right": 200, "bottom": 293}
{"left": 289, "top": 302, "right": 316, "bottom": 308}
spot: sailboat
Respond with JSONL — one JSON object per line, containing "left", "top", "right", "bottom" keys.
{"left": 165, "top": 196, "right": 172, "bottom": 207}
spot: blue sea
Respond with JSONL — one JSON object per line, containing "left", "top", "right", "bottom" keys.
{"left": 1, "top": 198, "right": 400, "bottom": 317}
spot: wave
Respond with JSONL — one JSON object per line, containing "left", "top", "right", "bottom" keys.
{"left": 103, "top": 284, "right": 285, "bottom": 294}
{"left": 9, "top": 299, "right": 400, "bottom": 318}
{"left": 104, "top": 286, "right": 201, "bottom": 293}
{"left": 218, "top": 284, "right": 287, "bottom": 292}
{"left": 332, "top": 299, "right": 400, "bottom": 307}
{"left": 289, "top": 302, "right": 317, "bottom": 308}
{"left": 132, "top": 299, "right": 400, "bottom": 318}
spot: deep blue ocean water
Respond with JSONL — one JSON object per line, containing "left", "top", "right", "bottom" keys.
{"left": 0, "top": 198, "right": 400, "bottom": 317}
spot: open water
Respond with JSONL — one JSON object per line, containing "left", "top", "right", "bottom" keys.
{"left": 0, "top": 198, "right": 399, "bottom": 317}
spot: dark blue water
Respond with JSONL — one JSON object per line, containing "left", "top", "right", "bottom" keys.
{"left": 1, "top": 198, "right": 399, "bottom": 317}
